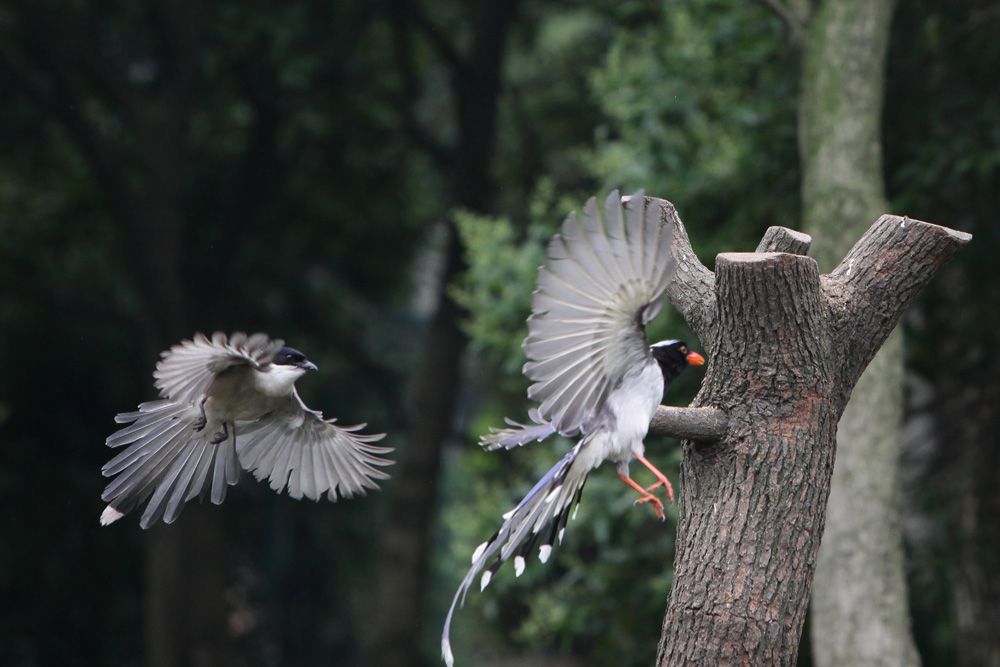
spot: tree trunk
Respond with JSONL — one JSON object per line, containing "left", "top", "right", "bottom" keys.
{"left": 660, "top": 252, "right": 838, "bottom": 665}
{"left": 365, "top": 2, "right": 518, "bottom": 665}
{"left": 146, "top": 506, "right": 231, "bottom": 667}
{"left": 132, "top": 105, "right": 235, "bottom": 667}
{"left": 366, "top": 228, "right": 469, "bottom": 667}
{"left": 933, "top": 337, "right": 1000, "bottom": 667}
{"left": 651, "top": 197, "right": 969, "bottom": 665}
{"left": 797, "top": 1, "right": 920, "bottom": 664}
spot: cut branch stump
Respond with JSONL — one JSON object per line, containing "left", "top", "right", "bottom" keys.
{"left": 643, "top": 196, "right": 970, "bottom": 666}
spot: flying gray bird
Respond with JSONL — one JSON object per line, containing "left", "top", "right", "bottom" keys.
{"left": 441, "top": 191, "right": 704, "bottom": 666}
{"left": 100, "top": 332, "right": 392, "bottom": 529}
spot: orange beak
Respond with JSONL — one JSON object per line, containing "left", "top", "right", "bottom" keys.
{"left": 686, "top": 351, "right": 705, "bottom": 366}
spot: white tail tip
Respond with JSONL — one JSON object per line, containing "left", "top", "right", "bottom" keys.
{"left": 442, "top": 638, "right": 455, "bottom": 667}
{"left": 539, "top": 544, "right": 552, "bottom": 563}
{"left": 544, "top": 486, "right": 560, "bottom": 504}
{"left": 480, "top": 570, "right": 493, "bottom": 591}
{"left": 100, "top": 505, "right": 125, "bottom": 526}
{"left": 514, "top": 555, "right": 526, "bottom": 577}
{"left": 471, "top": 540, "right": 488, "bottom": 564}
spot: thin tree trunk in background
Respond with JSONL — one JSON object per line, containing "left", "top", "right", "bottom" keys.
{"left": 926, "top": 261, "right": 1000, "bottom": 666}
{"left": 146, "top": 506, "right": 231, "bottom": 667}
{"left": 103, "top": 9, "right": 238, "bottom": 663}
{"left": 947, "top": 360, "right": 1000, "bottom": 667}
{"left": 136, "top": 192, "right": 233, "bottom": 667}
{"left": 797, "top": 1, "right": 920, "bottom": 664}
{"left": 365, "top": 2, "right": 518, "bottom": 665}
{"left": 366, "top": 228, "right": 469, "bottom": 667}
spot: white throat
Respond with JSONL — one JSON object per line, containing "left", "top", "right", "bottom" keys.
{"left": 255, "top": 364, "right": 306, "bottom": 397}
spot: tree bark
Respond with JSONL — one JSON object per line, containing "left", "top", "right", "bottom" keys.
{"left": 660, "top": 251, "right": 837, "bottom": 665}
{"left": 650, "top": 197, "right": 969, "bottom": 666}
{"left": 796, "top": 1, "right": 920, "bottom": 664}
{"left": 649, "top": 406, "right": 729, "bottom": 442}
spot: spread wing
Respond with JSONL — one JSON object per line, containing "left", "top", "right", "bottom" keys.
{"left": 153, "top": 331, "right": 283, "bottom": 405}
{"left": 521, "top": 190, "right": 674, "bottom": 436}
{"left": 235, "top": 391, "right": 394, "bottom": 501}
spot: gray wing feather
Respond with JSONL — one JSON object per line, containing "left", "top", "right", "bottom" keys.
{"left": 480, "top": 408, "right": 559, "bottom": 450}
{"left": 521, "top": 190, "right": 673, "bottom": 436}
{"left": 153, "top": 331, "right": 283, "bottom": 406}
{"left": 236, "top": 392, "right": 393, "bottom": 502}
{"left": 595, "top": 194, "right": 630, "bottom": 284}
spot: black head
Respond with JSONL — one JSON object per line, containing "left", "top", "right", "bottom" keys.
{"left": 272, "top": 346, "right": 318, "bottom": 371}
{"left": 650, "top": 340, "right": 705, "bottom": 385}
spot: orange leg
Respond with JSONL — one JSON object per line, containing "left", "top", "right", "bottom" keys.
{"left": 635, "top": 454, "right": 675, "bottom": 505}
{"left": 618, "top": 474, "right": 665, "bottom": 520}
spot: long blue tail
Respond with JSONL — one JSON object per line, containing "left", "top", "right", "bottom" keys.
{"left": 441, "top": 437, "right": 592, "bottom": 666}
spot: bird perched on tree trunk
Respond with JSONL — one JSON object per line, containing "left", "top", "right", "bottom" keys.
{"left": 441, "top": 191, "right": 704, "bottom": 666}
{"left": 99, "top": 332, "right": 392, "bottom": 529}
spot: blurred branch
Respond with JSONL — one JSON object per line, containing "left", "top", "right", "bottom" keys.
{"left": 969, "top": 4, "right": 1000, "bottom": 29}
{"left": 757, "top": 0, "right": 810, "bottom": 45}
{"left": 399, "top": 0, "right": 464, "bottom": 75}
{"left": 387, "top": 2, "right": 455, "bottom": 169}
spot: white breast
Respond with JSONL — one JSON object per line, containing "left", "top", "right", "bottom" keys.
{"left": 601, "top": 358, "right": 664, "bottom": 462}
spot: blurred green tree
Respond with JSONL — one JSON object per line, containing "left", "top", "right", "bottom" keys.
{"left": 0, "top": 1, "right": 423, "bottom": 665}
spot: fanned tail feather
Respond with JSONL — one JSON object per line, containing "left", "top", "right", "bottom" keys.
{"left": 100, "top": 400, "right": 240, "bottom": 529}
{"left": 441, "top": 439, "right": 592, "bottom": 666}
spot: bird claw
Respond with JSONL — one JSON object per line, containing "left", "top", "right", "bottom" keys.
{"left": 209, "top": 422, "right": 229, "bottom": 445}
{"left": 644, "top": 479, "right": 675, "bottom": 505}
{"left": 633, "top": 454, "right": 675, "bottom": 505}
{"left": 634, "top": 492, "right": 666, "bottom": 521}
